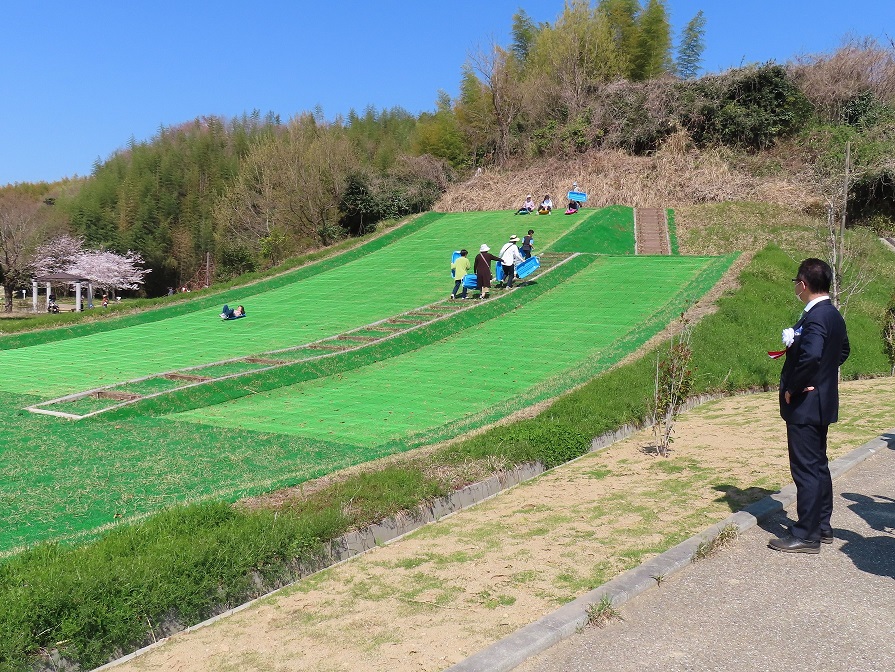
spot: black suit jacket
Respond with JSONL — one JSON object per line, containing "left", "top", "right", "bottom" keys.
{"left": 779, "top": 299, "right": 850, "bottom": 425}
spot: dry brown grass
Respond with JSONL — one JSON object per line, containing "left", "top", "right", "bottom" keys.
{"left": 790, "top": 38, "right": 895, "bottom": 122}
{"left": 435, "top": 145, "right": 817, "bottom": 213}
{"left": 674, "top": 202, "right": 827, "bottom": 257}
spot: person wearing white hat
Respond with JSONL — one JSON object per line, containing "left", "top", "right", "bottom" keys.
{"left": 518, "top": 194, "right": 535, "bottom": 214}
{"left": 567, "top": 181, "right": 582, "bottom": 213}
{"left": 474, "top": 244, "right": 501, "bottom": 299}
{"left": 499, "top": 235, "right": 525, "bottom": 289}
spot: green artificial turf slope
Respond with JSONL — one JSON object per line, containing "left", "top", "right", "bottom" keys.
{"left": 173, "top": 255, "right": 731, "bottom": 446}
{"left": 0, "top": 208, "right": 686, "bottom": 554}
{"left": 547, "top": 205, "right": 635, "bottom": 254}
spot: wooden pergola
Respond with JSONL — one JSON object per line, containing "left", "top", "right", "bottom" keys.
{"left": 31, "top": 273, "right": 94, "bottom": 312}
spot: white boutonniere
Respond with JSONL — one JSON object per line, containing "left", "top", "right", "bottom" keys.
{"left": 782, "top": 327, "right": 795, "bottom": 348}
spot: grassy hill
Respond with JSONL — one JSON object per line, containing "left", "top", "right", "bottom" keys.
{"left": 1, "top": 207, "right": 731, "bottom": 554}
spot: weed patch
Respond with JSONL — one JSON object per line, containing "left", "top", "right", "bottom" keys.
{"left": 693, "top": 524, "right": 740, "bottom": 561}
{"left": 586, "top": 595, "right": 622, "bottom": 627}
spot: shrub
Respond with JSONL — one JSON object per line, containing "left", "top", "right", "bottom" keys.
{"left": 0, "top": 502, "right": 345, "bottom": 670}
{"left": 680, "top": 64, "right": 813, "bottom": 150}
{"left": 589, "top": 78, "right": 678, "bottom": 154}
{"left": 883, "top": 292, "right": 895, "bottom": 375}
{"left": 338, "top": 157, "right": 448, "bottom": 236}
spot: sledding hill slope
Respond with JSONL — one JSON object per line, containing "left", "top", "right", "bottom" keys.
{"left": 1, "top": 207, "right": 732, "bottom": 554}
{"left": 173, "top": 254, "right": 729, "bottom": 449}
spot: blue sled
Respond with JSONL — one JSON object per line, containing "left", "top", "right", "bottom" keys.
{"left": 451, "top": 250, "right": 462, "bottom": 277}
{"left": 516, "top": 256, "right": 540, "bottom": 279}
{"left": 567, "top": 190, "right": 588, "bottom": 203}
{"left": 461, "top": 273, "right": 479, "bottom": 289}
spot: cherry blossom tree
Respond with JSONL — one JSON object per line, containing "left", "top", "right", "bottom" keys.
{"left": 68, "top": 249, "right": 150, "bottom": 295}
{"left": 31, "top": 234, "right": 85, "bottom": 277}
{"left": 31, "top": 235, "right": 150, "bottom": 297}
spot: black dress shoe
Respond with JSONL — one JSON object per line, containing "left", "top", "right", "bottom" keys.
{"left": 786, "top": 526, "right": 834, "bottom": 545}
{"left": 768, "top": 535, "right": 821, "bottom": 554}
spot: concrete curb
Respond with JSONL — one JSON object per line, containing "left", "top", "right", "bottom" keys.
{"left": 444, "top": 431, "right": 893, "bottom": 672}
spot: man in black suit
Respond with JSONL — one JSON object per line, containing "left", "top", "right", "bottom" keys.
{"left": 769, "top": 258, "right": 850, "bottom": 554}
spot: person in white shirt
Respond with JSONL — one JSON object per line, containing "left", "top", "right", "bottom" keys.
{"left": 499, "top": 235, "right": 525, "bottom": 288}
{"left": 539, "top": 194, "right": 553, "bottom": 213}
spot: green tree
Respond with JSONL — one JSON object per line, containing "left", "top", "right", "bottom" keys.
{"left": 511, "top": 9, "right": 540, "bottom": 65}
{"left": 676, "top": 9, "right": 706, "bottom": 79}
{"left": 456, "top": 66, "right": 495, "bottom": 164}
{"left": 631, "top": 0, "right": 672, "bottom": 81}
{"left": 413, "top": 92, "right": 468, "bottom": 168}
{"left": 598, "top": 0, "right": 640, "bottom": 77}
{"left": 345, "top": 106, "right": 417, "bottom": 171}
{"left": 61, "top": 114, "right": 279, "bottom": 294}
{"left": 528, "top": 0, "right": 625, "bottom": 117}
{"left": 214, "top": 115, "right": 356, "bottom": 265}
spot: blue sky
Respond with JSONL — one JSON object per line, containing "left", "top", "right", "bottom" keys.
{"left": 2, "top": 0, "right": 892, "bottom": 186}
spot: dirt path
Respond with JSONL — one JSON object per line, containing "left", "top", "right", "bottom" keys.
{"left": 635, "top": 207, "right": 670, "bottom": 255}
{"left": 110, "top": 378, "right": 895, "bottom": 672}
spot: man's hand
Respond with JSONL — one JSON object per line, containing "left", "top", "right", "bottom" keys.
{"left": 784, "top": 386, "right": 815, "bottom": 404}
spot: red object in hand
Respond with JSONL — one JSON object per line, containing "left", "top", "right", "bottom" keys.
{"left": 767, "top": 350, "right": 787, "bottom": 359}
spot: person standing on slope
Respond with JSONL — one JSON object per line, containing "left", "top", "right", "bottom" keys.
{"left": 450, "top": 249, "right": 471, "bottom": 300}
{"left": 474, "top": 244, "right": 501, "bottom": 300}
{"left": 499, "top": 235, "right": 524, "bottom": 289}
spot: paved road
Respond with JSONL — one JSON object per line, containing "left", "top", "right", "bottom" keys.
{"left": 515, "top": 435, "right": 895, "bottom": 672}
